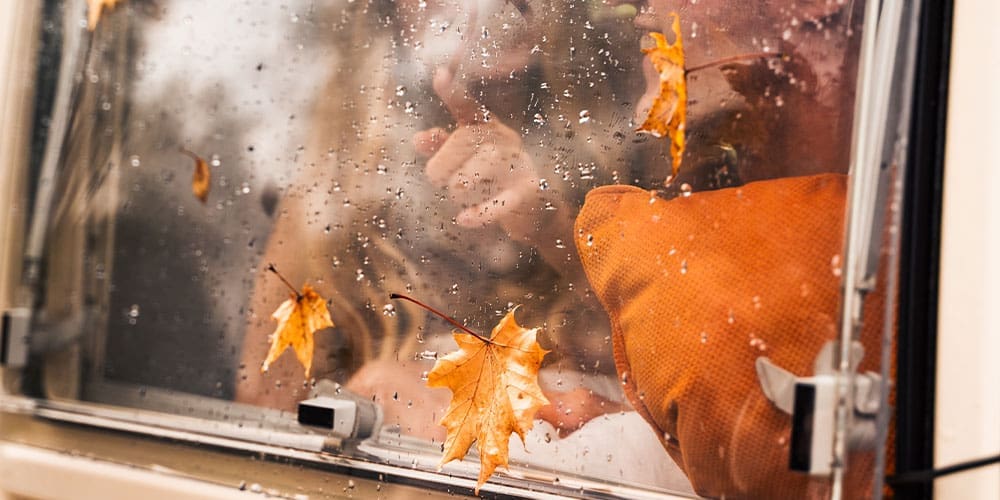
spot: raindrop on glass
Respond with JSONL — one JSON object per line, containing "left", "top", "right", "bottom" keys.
{"left": 382, "top": 304, "right": 396, "bottom": 317}
{"left": 127, "top": 304, "right": 140, "bottom": 325}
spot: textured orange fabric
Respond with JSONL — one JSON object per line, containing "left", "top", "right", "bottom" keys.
{"left": 576, "top": 174, "right": 888, "bottom": 498}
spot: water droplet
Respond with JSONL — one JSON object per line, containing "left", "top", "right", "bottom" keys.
{"left": 240, "top": 182, "right": 250, "bottom": 194}
{"left": 578, "top": 109, "right": 591, "bottom": 124}
{"left": 585, "top": 234, "right": 594, "bottom": 247}
{"left": 355, "top": 269, "right": 364, "bottom": 282}
{"left": 533, "top": 113, "right": 545, "bottom": 125}
{"left": 382, "top": 304, "right": 396, "bottom": 317}
{"left": 449, "top": 283, "right": 459, "bottom": 295}
{"left": 395, "top": 85, "right": 406, "bottom": 96}
{"left": 419, "top": 371, "right": 429, "bottom": 381}
{"left": 376, "top": 164, "right": 388, "bottom": 175}
{"left": 538, "top": 179, "right": 550, "bottom": 190}
{"left": 555, "top": 239, "right": 565, "bottom": 249}
{"left": 830, "top": 254, "right": 842, "bottom": 277}
{"left": 415, "top": 350, "right": 438, "bottom": 360}
{"left": 680, "top": 183, "right": 693, "bottom": 197}
{"left": 129, "top": 155, "right": 141, "bottom": 168}
{"left": 126, "top": 304, "right": 140, "bottom": 325}
{"left": 700, "top": 332, "right": 708, "bottom": 344}
{"left": 680, "top": 259, "right": 688, "bottom": 275}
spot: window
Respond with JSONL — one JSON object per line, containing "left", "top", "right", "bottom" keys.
{"left": 2, "top": 1, "right": 920, "bottom": 498}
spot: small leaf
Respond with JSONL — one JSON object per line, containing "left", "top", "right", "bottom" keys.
{"left": 87, "top": 0, "right": 123, "bottom": 31}
{"left": 261, "top": 266, "right": 334, "bottom": 378}
{"left": 427, "top": 308, "right": 549, "bottom": 493}
{"left": 180, "top": 148, "right": 211, "bottom": 204}
{"left": 637, "top": 12, "right": 687, "bottom": 178}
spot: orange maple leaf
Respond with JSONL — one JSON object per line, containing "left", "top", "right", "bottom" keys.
{"left": 637, "top": 12, "right": 686, "bottom": 178}
{"left": 179, "top": 148, "right": 211, "bottom": 204}
{"left": 260, "top": 265, "right": 334, "bottom": 378}
{"left": 424, "top": 306, "right": 549, "bottom": 493}
{"left": 87, "top": 0, "right": 123, "bottom": 31}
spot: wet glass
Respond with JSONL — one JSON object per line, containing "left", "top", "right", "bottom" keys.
{"left": 10, "top": 0, "right": 905, "bottom": 498}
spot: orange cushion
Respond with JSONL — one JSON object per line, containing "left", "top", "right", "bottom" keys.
{"left": 575, "top": 174, "right": 886, "bottom": 498}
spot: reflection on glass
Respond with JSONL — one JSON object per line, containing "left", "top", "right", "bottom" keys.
{"left": 30, "top": 0, "right": 890, "bottom": 497}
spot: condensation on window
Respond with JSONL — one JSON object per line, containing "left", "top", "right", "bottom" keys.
{"left": 32, "top": 0, "right": 887, "bottom": 498}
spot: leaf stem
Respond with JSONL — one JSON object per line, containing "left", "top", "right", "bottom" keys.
{"left": 178, "top": 146, "right": 202, "bottom": 162}
{"left": 390, "top": 293, "right": 491, "bottom": 344}
{"left": 267, "top": 263, "right": 301, "bottom": 298}
{"left": 686, "top": 52, "right": 782, "bottom": 74}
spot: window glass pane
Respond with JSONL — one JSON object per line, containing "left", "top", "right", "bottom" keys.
{"left": 19, "top": 0, "right": 899, "bottom": 497}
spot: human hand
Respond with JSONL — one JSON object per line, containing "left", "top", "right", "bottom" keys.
{"left": 413, "top": 67, "right": 543, "bottom": 237}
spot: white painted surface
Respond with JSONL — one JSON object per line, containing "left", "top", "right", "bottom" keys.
{"left": 0, "top": 443, "right": 253, "bottom": 500}
{"left": 935, "top": 0, "right": 1000, "bottom": 498}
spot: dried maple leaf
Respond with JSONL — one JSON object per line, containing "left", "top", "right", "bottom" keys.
{"left": 261, "top": 264, "right": 334, "bottom": 378}
{"left": 429, "top": 309, "right": 549, "bottom": 492}
{"left": 637, "top": 12, "right": 687, "bottom": 178}
{"left": 87, "top": 0, "right": 123, "bottom": 31}
{"left": 393, "top": 294, "right": 549, "bottom": 493}
{"left": 179, "top": 148, "right": 211, "bottom": 204}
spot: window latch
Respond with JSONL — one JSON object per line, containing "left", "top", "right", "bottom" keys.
{"left": 297, "top": 380, "right": 383, "bottom": 441}
{"left": 755, "top": 340, "right": 886, "bottom": 475}
{"left": 1, "top": 308, "right": 31, "bottom": 368}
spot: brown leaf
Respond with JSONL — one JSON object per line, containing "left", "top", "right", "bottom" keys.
{"left": 637, "top": 12, "right": 687, "bottom": 178}
{"left": 87, "top": 0, "right": 123, "bottom": 31}
{"left": 261, "top": 283, "right": 334, "bottom": 379}
{"left": 180, "top": 148, "right": 211, "bottom": 203}
{"left": 427, "top": 309, "right": 549, "bottom": 493}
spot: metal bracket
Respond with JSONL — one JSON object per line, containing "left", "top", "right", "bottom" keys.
{"left": 756, "top": 340, "right": 887, "bottom": 474}
{"left": 1, "top": 308, "right": 31, "bottom": 368}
